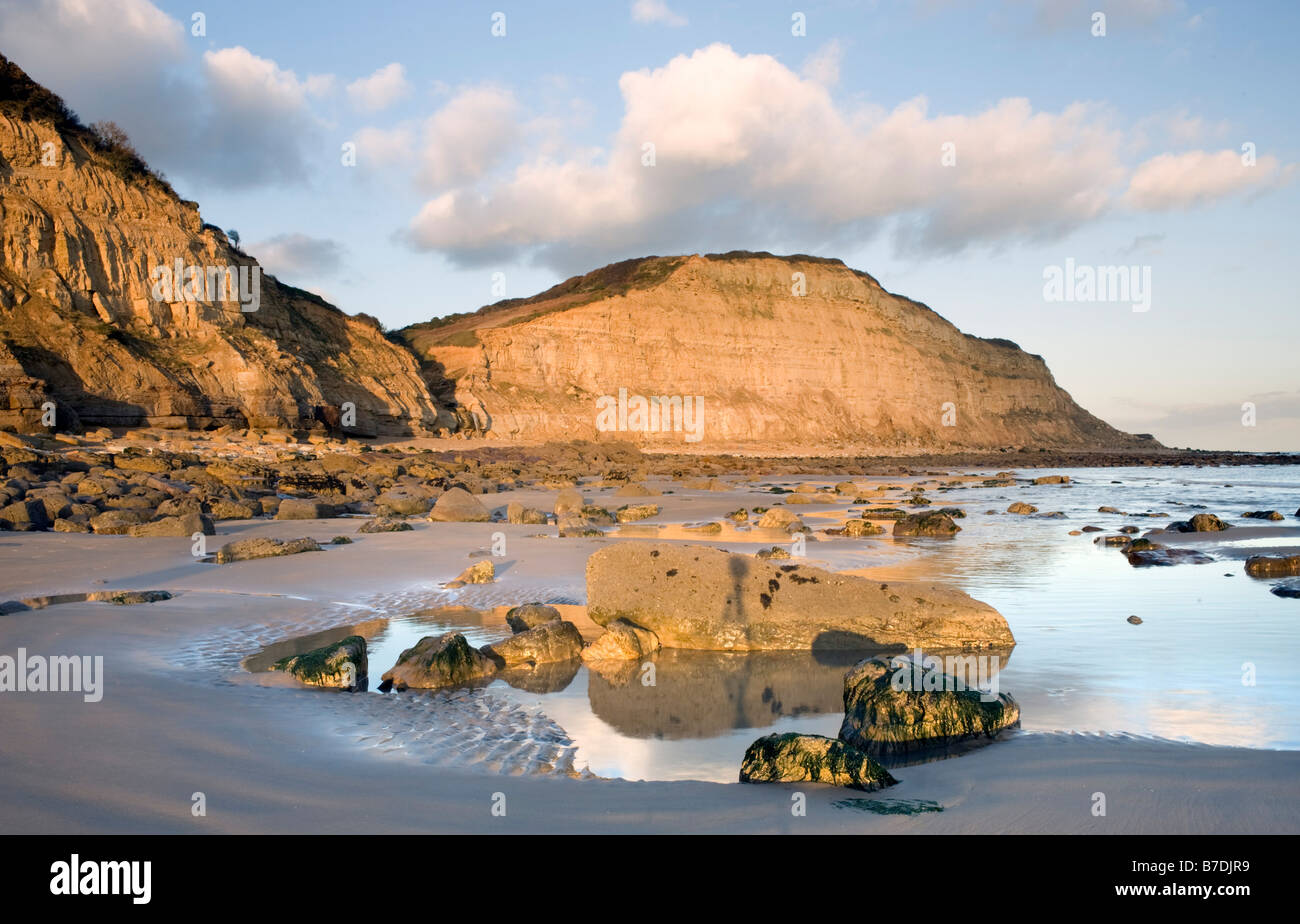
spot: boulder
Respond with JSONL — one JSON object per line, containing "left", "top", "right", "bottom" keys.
{"left": 1271, "top": 581, "right": 1300, "bottom": 599}
{"left": 481, "top": 620, "right": 584, "bottom": 667}
{"left": 756, "top": 507, "right": 806, "bottom": 533}
{"left": 272, "top": 636, "right": 367, "bottom": 689}
{"left": 505, "top": 603, "right": 562, "bottom": 633}
{"left": 1186, "top": 513, "right": 1229, "bottom": 531}
{"left": 1032, "top": 475, "right": 1069, "bottom": 485}
{"left": 428, "top": 487, "right": 490, "bottom": 522}
{"left": 445, "top": 560, "right": 494, "bottom": 587}
{"left": 615, "top": 503, "right": 660, "bottom": 523}
{"left": 276, "top": 497, "right": 339, "bottom": 520}
{"left": 128, "top": 511, "right": 215, "bottom": 537}
{"left": 580, "top": 619, "right": 662, "bottom": 661}
{"left": 586, "top": 542, "right": 1014, "bottom": 651}
{"left": 838, "top": 657, "right": 1020, "bottom": 756}
{"left": 739, "top": 733, "right": 897, "bottom": 792}
{"left": 89, "top": 509, "right": 150, "bottom": 534}
{"left": 554, "top": 488, "right": 585, "bottom": 516}
{"left": 1006, "top": 502, "right": 1037, "bottom": 515}
{"left": 893, "top": 512, "right": 960, "bottom": 537}
{"left": 358, "top": 516, "right": 413, "bottom": 533}
{"left": 506, "top": 501, "right": 549, "bottom": 525}
{"left": 0, "top": 498, "right": 52, "bottom": 530}
{"left": 214, "top": 536, "right": 322, "bottom": 563}
{"left": 381, "top": 632, "right": 498, "bottom": 690}
{"left": 1245, "top": 555, "right": 1300, "bottom": 577}
{"left": 1243, "top": 510, "right": 1285, "bottom": 521}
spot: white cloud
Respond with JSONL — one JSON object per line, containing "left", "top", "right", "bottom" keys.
{"left": 346, "top": 62, "right": 411, "bottom": 112}
{"left": 631, "top": 0, "right": 687, "bottom": 27}
{"left": 801, "top": 40, "right": 843, "bottom": 87}
{"left": 1124, "top": 149, "right": 1292, "bottom": 210}
{"left": 417, "top": 85, "right": 520, "bottom": 190}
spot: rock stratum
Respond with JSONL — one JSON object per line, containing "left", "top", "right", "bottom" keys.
{"left": 401, "top": 253, "right": 1155, "bottom": 451}
{"left": 0, "top": 54, "right": 451, "bottom": 436}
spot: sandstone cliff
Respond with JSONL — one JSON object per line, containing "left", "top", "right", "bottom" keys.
{"left": 0, "top": 54, "right": 451, "bottom": 435}
{"left": 401, "top": 253, "right": 1153, "bottom": 452}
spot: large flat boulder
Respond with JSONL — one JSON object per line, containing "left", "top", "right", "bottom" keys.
{"left": 586, "top": 542, "right": 1014, "bottom": 651}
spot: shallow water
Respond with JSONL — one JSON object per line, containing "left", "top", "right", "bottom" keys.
{"left": 249, "top": 463, "right": 1300, "bottom": 782}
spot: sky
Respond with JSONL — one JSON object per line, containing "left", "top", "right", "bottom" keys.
{"left": 0, "top": 0, "right": 1296, "bottom": 450}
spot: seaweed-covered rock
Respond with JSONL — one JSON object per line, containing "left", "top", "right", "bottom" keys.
{"left": 739, "top": 733, "right": 897, "bottom": 791}
{"left": 505, "top": 603, "right": 562, "bottom": 633}
{"left": 481, "top": 620, "right": 584, "bottom": 667}
{"left": 838, "top": 657, "right": 1020, "bottom": 756}
{"left": 381, "top": 632, "right": 498, "bottom": 690}
{"left": 358, "top": 516, "right": 413, "bottom": 533}
{"left": 273, "top": 636, "right": 367, "bottom": 689}
{"left": 893, "top": 511, "right": 961, "bottom": 537}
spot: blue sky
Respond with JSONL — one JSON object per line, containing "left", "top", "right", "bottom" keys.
{"left": 1, "top": 0, "right": 1296, "bottom": 449}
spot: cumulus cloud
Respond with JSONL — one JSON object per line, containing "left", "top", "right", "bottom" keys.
{"left": 1124, "top": 149, "right": 1292, "bottom": 210}
{"left": 416, "top": 85, "right": 520, "bottom": 189}
{"left": 631, "top": 0, "right": 687, "bottom": 27}
{"left": 250, "top": 233, "right": 345, "bottom": 280}
{"left": 0, "top": 0, "right": 327, "bottom": 190}
{"left": 346, "top": 62, "right": 411, "bottom": 112}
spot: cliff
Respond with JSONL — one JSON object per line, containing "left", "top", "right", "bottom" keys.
{"left": 400, "top": 252, "right": 1154, "bottom": 452}
{"left": 0, "top": 53, "right": 451, "bottom": 435}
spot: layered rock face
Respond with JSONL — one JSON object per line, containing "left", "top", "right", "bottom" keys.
{"left": 402, "top": 252, "right": 1153, "bottom": 452}
{"left": 0, "top": 54, "right": 451, "bottom": 435}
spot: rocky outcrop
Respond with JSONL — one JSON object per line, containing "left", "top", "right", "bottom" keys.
{"left": 739, "top": 733, "right": 897, "bottom": 791}
{"left": 400, "top": 252, "right": 1156, "bottom": 452}
{"left": 0, "top": 54, "right": 451, "bottom": 435}
{"left": 585, "top": 542, "right": 1015, "bottom": 651}
{"left": 272, "top": 636, "right": 366, "bottom": 689}
{"left": 838, "top": 657, "right": 1020, "bottom": 755}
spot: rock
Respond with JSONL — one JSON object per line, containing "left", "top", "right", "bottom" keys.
{"left": 381, "top": 632, "right": 498, "bottom": 690}
{"left": 89, "top": 509, "right": 150, "bottom": 534}
{"left": 272, "top": 636, "right": 367, "bottom": 689}
{"left": 52, "top": 517, "right": 90, "bottom": 533}
{"left": 1271, "top": 581, "right": 1300, "bottom": 599}
{"left": 447, "top": 560, "right": 494, "bottom": 585}
{"left": 128, "top": 511, "right": 215, "bottom": 537}
{"left": 859, "top": 507, "right": 909, "bottom": 519}
{"left": 614, "top": 482, "right": 660, "bottom": 497}
{"left": 1032, "top": 475, "right": 1069, "bottom": 484}
{"left": 275, "top": 497, "right": 339, "bottom": 520}
{"left": 208, "top": 500, "right": 258, "bottom": 520}
{"left": 505, "top": 603, "right": 562, "bottom": 633}
{"left": 615, "top": 503, "right": 660, "bottom": 523}
{"left": 481, "top": 620, "right": 584, "bottom": 667}
{"left": 1125, "top": 544, "right": 1214, "bottom": 567}
{"left": 0, "top": 498, "right": 52, "bottom": 530}
{"left": 358, "top": 516, "right": 413, "bottom": 533}
{"left": 842, "top": 518, "right": 884, "bottom": 537}
{"left": 1098, "top": 506, "right": 1124, "bottom": 514}
{"left": 1007, "top": 502, "right": 1038, "bottom": 515}
{"left": 1245, "top": 555, "right": 1300, "bottom": 577}
{"left": 1186, "top": 513, "right": 1229, "bottom": 531}
{"left": 428, "top": 487, "right": 490, "bottom": 522}
{"left": 506, "top": 501, "right": 549, "bottom": 525}
{"left": 1127, "top": 615, "right": 1143, "bottom": 624}
{"left": 214, "top": 536, "right": 322, "bottom": 563}
{"left": 755, "top": 546, "right": 792, "bottom": 560}
{"left": 376, "top": 487, "right": 436, "bottom": 516}
{"left": 893, "top": 511, "right": 960, "bottom": 537}
{"left": 838, "top": 657, "right": 1020, "bottom": 756}
{"left": 756, "top": 507, "right": 806, "bottom": 533}
{"left": 92, "top": 590, "right": 172, "bottom": 605}
{"left": 581, "top": 619, "right": 662, "bottom": 661}
{"left": 554, "top": 488, "right": 585, "bottom": 516}
{"left": 739, "top": 733, "right": 897, "bottom": 792}
{"left": 586, "top": 542, "right": 1014, "bottom": 650}
{"left": 1243, "top": 510, "right": 1285, "bottom": 521}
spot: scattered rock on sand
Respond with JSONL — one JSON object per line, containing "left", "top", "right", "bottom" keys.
{"left": 1245, "top": 555, "right": 1300, "bottom": 577}
{"left": 1124, "top": 541, "right": 1214, "bottom": 567}
{"left": 1243, "top": 510, "right": 1285, "bottom": 521}
{"left": 445, "top": 560, "right": 494, "bottom": 587}
{"left": 1127, "top": 615, "right": 1143, "bottom": 624}
{"left": 893, "top": 511, "right": 961, "bottom": 537}
{"left": 381, "top": 632, "right": 498, "bottom": 691}
{"left": 615, "top": 503, "right": 660, "bottom": 523}
{"left": 506, "top": 502, "right": 549, "bottom": 525}
{"left": 1007, "top": 502, "right": 1037, "bottom": 515}
{"left": 272, "top": 636, "right": 367, "bottom": 689}
{"left": 1032, "top": 475, "right": 1069, "bottom": 485}
{"left": 215, "top": 536, "right": 322, "bottom": 563}
{"left": 739, "top": 733, "right": 897, "bottom": 792}
{"left": 428, "top": 487, "right": 491, "bottom": 522}
{"left": 756, "top": 507, "right": 806, "bottom": 533}
{"left": 838, "top": 657, "right": 1020, "bottom": 756}
{"left": 358, "top": 516, "right": 412, "bottom": 533}
{"left": 505, "top": 603, "right": 562, "bottom": 633}
{"left": 91, "top": 589, "right": 173, "bottom": 605}
{"left": 755, "top": 546, "right": 792, "bottom": 560}
{"left": 586, "top": 542, "right": 1014, "bottom": 650}
{"left": 581, "top": 618, "right": 661, "bottom": 661}
{"left": 481, "top": 620, "right": 584, "bottom": 667}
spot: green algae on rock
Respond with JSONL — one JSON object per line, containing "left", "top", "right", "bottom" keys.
{"left": 272, "top": 635, "right": 367, "bottom": 690}
{"left": 739, "top": 733, "right": 897, "bottom": 792}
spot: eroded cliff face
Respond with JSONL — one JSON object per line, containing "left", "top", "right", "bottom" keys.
{"left": 0, "top": 56, "right": 451, "bottom": 435}
{"left": 402, "top": 253, "right": 1152, "bottom": 452}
